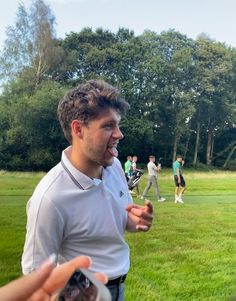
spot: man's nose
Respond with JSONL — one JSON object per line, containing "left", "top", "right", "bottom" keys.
{"left": 113, "top": 127, "right": 124, "bottom": 140}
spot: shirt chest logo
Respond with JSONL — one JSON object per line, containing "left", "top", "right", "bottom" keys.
{"left": 119, "top": 191, "right": 124, "bottom": 197}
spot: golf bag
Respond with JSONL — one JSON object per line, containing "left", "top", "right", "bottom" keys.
{"left": 128, "top": 169, "right": 144, "bottom": 191}
{"left": 157, "top": 157, "right": 163, "bottom": 166}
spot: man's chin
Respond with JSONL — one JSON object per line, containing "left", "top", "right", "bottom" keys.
{"left": 103, "top": 157, "right": 114, "bottom": 167}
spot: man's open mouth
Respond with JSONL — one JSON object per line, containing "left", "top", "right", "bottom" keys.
{"left": 107, "top": 144, "right": 118, "bottom": 157}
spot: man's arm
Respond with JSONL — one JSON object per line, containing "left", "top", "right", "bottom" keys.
{"left": 22, "top": 196, "right": 64, "bottom": 274}
{"left": 152, "top": 162, "right": 160, "bottom": 172}
{"left": 176, "top": 167, "right": 181, "bottom": 183}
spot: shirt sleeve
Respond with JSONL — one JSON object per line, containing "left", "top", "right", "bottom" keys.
{"left": 21, "top": 195, "right": 64, "bottom": 274}
{"left": 152, "top": 162, "right": 158, "bottom": 171}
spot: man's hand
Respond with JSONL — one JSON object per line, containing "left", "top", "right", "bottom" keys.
{"left": 0, "top": 256, "right": 107, "bottom": 301}
{"left": 126, "top": 200, "right": 153, "bottom": 232}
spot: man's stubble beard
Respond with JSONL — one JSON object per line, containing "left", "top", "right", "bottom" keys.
{"left": 85, "top": 135, "right": 113, "bottom": 168}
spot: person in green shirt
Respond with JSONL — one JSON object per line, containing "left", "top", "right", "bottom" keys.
{"left": 124, "top": 155, "right": 132, "bottom": 181}
{"left": 173, "top": 154, "right": 186, "bottom": 203}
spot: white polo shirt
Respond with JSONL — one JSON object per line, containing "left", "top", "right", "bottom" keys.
{"left": 147, "top": 161, "right": 158, "bottom": 177}
{"left": 22, "top": 147, "right": 132, "bottom": 278}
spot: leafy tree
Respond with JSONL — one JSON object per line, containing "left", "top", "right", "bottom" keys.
{"left": 191, "top": 37, "right": 235, "bottom": 165}
{"left": 0, "top": 81, "right": 67, "bottom": 170}
{"left": 59, "top": 27, "right": 118, "bottom": 84}
{"left": 0, "top": 0, "right": 64, "bottom": 89}
{"left": 1, "top": 15, "right": 236, "bottom": 170}
{"left": 142, "top": 30, "right": 196, "bottom": 162}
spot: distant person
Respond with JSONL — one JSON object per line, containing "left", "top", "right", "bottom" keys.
{"left": 130, "top": 155, "right": 141, "bottom": 197}
{"left": 173, "top": 154, "right": 186, "bottom": 203}
{"left": 141, "top": 155, "right": 166, "bottom": 202}
{"left": 124, "top": 155, "right": 132, "bottom": 181}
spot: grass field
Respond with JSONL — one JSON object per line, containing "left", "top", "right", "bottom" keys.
{"left": 0, "top": 169, "right": 236, "bottom": 300}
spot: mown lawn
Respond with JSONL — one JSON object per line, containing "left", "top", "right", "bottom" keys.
{"left": 0, "top": 169, "right": 236, "bottom": 300}
{"left": 126, "top": 169, "right": 236, "bottom": 300}
{"left": 0, "top": 171, "right": 44, "bottom": 284}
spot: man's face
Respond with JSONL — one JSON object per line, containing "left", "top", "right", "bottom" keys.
{"left": 177, "top": 157, "right": 182, "bottom": 162}
{"left": 81, "top": 109, "right": 123, "bottom": 167}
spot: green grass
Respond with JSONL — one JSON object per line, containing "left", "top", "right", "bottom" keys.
{"left": 0, "top": 171, "right": 44, "bottom": 284}
{"left": 125, "top": 170, "right": 236, "bottom": 300}
{"left": 0, "top": 169, "right": 236, "bottom": 300}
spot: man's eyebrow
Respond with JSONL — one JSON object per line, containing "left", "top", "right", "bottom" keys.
{"left": 102, "top": 119, "right": 120, "bottom": 124}
{"left": 101, "top": 121, "right": 118, "bottom": 127}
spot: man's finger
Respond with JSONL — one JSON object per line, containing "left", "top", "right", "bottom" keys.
{"left": 144, "top": 200, "right": 153, "bottom": 214}
{"left": 94, "top": 273, "right": 108, "bottom": 284}
{"left": 43, "top": 256, "right": 91, "bottom": 294}
{"left": 128, "top": 207, "right": 153, "bottom": 220}
{"left": 126, "top": 202, "right": 153, "bottom": 213}
{"left": 136, "top": 224, "right": 149, "bottom": 232}
{"left": 128, "top": 207, "right": 143, "bottom": 217}
{"left": 126, "top": 204, "right": 143, "bottom": 211}
{"left": 0, "top": 257, "right": 54, "bottom": 301}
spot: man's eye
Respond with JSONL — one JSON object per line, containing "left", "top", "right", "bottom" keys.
{"left": 104, "top": 124, "right": 113, "bottom": 129}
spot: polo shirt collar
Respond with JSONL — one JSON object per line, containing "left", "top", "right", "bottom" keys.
{"left": 61, "top": 146, "right": 96, "bottom": 190}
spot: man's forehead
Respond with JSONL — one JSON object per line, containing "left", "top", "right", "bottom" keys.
{"left": 96, "top": 109, "right": 121, "bottom": 122}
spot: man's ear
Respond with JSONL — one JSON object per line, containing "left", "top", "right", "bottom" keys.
{"left": 71, "top": 120, "right": 83, "bottom": 138}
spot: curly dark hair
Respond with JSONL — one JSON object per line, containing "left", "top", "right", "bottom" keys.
{"left": 57, "top": 79, "right": 130, "bottom": 143}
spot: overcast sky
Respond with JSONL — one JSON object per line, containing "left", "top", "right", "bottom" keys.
{"left": 0, "top": 0, "right": 236, "bottom": 48}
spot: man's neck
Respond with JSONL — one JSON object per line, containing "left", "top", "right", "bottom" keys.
{"left": 65, "top": 147, "right": 103, "bottom": 179}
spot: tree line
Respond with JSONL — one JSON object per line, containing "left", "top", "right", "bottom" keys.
{"left": 0, "top": 0, "right": 235, "bottom": 171}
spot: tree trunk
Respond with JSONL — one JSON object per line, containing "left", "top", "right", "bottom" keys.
{"left": 183, "top": 137, "right": 189, "bottom": 160}
{"left": 210, "top": 134, "right": 214, "bottom": 159}
{"left": 172, "top": 132, "right": 179, "bottom": 162}
{"left": 206, "top": 129, "right": 213, "bottom": 165}
{"left": 212, "top": 141, "right": 236, "bottom": 161}
{"left": 223, "top": 146, "right": 236, "bottom": 168}
{"left": 193, "top": 121, "right": 200, "bottom": 165}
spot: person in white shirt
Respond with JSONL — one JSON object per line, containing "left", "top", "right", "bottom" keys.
{"left": 141, "top": 155, "right": 166, "bottom": 202}
{"left": 22, "top": 79, "right": 153, "bottom": 301}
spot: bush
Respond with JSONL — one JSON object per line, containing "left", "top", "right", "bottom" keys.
{"left": 188, "top": 162, "right": 216, "bottom": 171}
{"left": 223, "top": 159, "right": 236, "bottom": 171}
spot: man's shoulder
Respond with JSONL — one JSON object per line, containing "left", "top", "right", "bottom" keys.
{"left": 31, "top": 163, "right": 64, "bottom": 201}
{"left": 40, "top": 162, "right": 63, "bottom": 182}
{"left": 173, "top": 161, "right": 181, "bottom": 169}
{"left": 112, "top": 157, "right": 123, "bottom": 169}
{"left": 106, "top": 158, "right": 127, "bottom": 185}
